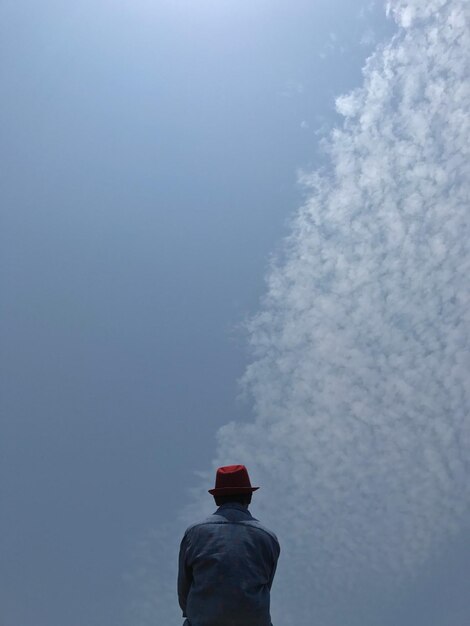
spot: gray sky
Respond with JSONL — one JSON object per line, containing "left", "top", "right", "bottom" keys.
{"left": 1, "top": 1, "right": 469, "bottom": 626}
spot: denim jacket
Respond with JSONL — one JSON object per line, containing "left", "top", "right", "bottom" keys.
{"left": 178, "top": 503, "right": 280, "bottom": 626}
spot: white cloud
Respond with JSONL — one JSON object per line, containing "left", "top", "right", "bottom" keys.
{"left": 386, "top": 0, "right": 450, "bottom": 27}
{"left": 335, "top": 91, "right": 362, "bottom": 117}
{"left": 213, "top": 1, "right": 470, "bottom": 624}
{"left": 132, "top": 1, "right": 470, "bottom": 624}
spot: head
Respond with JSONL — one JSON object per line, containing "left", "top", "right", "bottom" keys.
{"left": 214, "top": 492, "right": 253, "bottom": 508}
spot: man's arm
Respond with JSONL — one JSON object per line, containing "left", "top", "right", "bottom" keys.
{"left": 177, "top": 533, "right": 192, "bottom": 617}
{"left": 268, "top": 540, "right": 280, "bottom": 591}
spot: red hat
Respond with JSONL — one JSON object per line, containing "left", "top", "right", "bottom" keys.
{"left": 208, "top": 464, "right": 259, "bottom": 496}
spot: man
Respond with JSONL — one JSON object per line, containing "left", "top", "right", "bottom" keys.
{"left": 178, "top": 464, "right": 280, "bottom": 626}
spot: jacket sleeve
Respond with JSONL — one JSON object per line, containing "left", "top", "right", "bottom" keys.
{"left": 177, "top": 533, "right": 192, "bottom": 617}
{"left": 268, "top": 539, "right": 280, "bottom": 591}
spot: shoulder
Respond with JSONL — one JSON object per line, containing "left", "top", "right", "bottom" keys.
{"left": 182, "top": 515, "right": 280, "bottom": 551}
{"left": 242, "top": 519, "right": 280, "bottom": 549}
{"left": 183, "top": 514, "right": 226, "bottom": 537}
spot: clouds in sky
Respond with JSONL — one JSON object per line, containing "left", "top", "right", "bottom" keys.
{"left": 214, "top": 0, "right": 469, "bottom": 622}
{"left": 133, "top": 1, "right": 470, "bottom": 624}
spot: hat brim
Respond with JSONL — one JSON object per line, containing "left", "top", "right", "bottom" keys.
{"left": 208, "top": 486, "right": 259, "bottom": 496}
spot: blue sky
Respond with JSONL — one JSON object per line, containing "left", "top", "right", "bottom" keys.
{"left": 1, "top": 2, "right": 469, "bottom": 626}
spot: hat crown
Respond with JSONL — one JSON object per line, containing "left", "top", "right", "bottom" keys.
{"left": 215, "top": 464, "right": 251, "bottom": 489}
{"left": 208, "top": 464, "right": 259, "bottom": 495}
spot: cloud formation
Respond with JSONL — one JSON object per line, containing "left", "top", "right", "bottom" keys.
{"left": 213, "top": 1, "right": 470, "bottom": 623}
{"left": 131, "top": 2, "right": 470, "bottom": 624}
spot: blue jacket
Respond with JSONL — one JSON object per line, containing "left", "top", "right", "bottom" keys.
{"left": 178, "top": 502, "right": 280, "bottom": 626}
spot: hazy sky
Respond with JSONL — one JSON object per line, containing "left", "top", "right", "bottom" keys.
{"left": 1, "top": 1, "right": 469, "bottom": 626}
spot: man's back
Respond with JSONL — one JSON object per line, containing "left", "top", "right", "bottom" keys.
{"left": 178, "top": 503, "right": 280, "bottom": 626}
